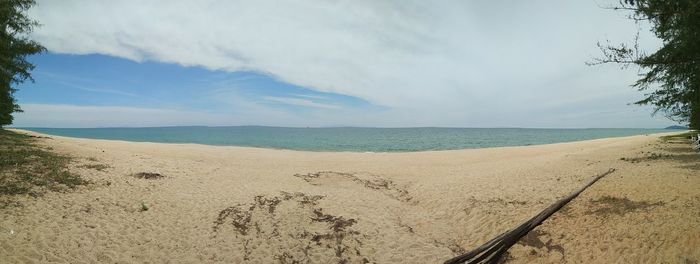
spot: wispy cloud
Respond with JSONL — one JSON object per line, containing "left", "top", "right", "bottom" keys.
{"left": 292, "top": 94, "right": 328, "bottom": 100}
{"left": 262, "top": 96, "right": 340, "bottom": 109}
{"left": 35, "top": 71, "right": 139, "bottom": 97}
{"left": 54, "top": 79, "right": 139, "bottom": 97}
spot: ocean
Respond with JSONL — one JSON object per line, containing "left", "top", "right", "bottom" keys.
{"left": 18, "top": 126, "right": 677, "bottom": 152}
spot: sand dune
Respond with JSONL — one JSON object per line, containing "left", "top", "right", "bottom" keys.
{"left": 1, "top": 130, "right": 698, "bottom": 263}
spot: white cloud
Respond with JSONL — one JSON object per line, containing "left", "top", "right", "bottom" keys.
{"left": 27, "top": 0, "right": 673, "bottom": 127}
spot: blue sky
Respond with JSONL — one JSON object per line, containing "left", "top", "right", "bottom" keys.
{"left": 13, "top": 0, "right": 677, "bottom": 128}
{"left": 17, "top": 53, "right": 391, "bottom": 127}
{"left": 20, "top": 53, "right": 376, "bottom": 114}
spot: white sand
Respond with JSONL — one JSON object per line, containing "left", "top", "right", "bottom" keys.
{"left": 1, "top": 130, "right": 698, "bottom": 263}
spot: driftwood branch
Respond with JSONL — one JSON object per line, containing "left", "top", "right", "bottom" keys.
{"left": 444, "top": 168, "right": 616, "bottom": 264}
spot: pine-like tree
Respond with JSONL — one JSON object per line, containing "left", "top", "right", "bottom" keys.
{"left": 1, "top": 0, "right": 45, "bottom": 127}
{"left": 590, "top": 0, "right": 700, "bottom": 129}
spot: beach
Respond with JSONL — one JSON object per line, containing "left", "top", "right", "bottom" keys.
{"left": 1, "top": 129, "right": 698, "bottom": 263}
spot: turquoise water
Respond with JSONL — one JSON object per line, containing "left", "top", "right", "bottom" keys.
{"left": 21, "top": 127, "right": 673, "bottom": 152}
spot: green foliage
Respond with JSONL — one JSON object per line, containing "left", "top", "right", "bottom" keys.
{"left": 0, "top": 0, "right": 45, "bottom": 127}
{"left": 591, "top": 0, "right": 700, "bottom": 129}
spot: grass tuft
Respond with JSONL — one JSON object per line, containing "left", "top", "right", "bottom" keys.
{"left": 0, "top": 129, "right": 88, "bottom": 206}
{"left": 78, "top": 163, "right": 111, "bottom": 171}
{"left": 660, "top": 131, "right": 698, "bottom": 141}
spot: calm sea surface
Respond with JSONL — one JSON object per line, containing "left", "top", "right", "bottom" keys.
{"left": 21, "top": 127, "right": 674, "bottom": 152}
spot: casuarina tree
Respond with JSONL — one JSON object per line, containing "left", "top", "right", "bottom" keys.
{"left": 590, "top": 0, "right": 700, "bottom": 129}
{"left": 1, "top": 0, "right": 45, "bottom": 127}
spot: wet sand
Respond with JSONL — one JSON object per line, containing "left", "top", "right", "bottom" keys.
{"left": 1, "top": 129, "right": 698, "bottom": 263}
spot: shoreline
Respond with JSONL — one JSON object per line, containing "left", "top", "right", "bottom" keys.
{"left": 8, "top": 128, "right": 682, "bottom": 154}
{"left": 1, "top": 129, "right": 698, "bottom": 263}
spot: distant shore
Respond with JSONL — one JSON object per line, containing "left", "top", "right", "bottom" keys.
{"left": 1, "top": 129, "right": 698, "bottom": 263}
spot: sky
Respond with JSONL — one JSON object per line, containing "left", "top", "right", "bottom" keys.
{"left": 13, "top": 0, "right": 677, "bottom": 128}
